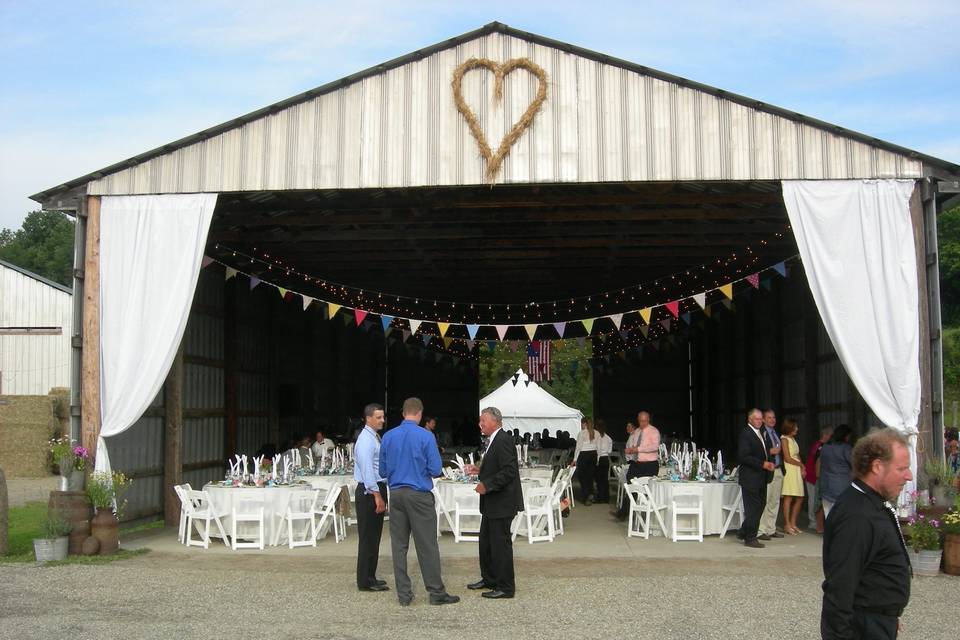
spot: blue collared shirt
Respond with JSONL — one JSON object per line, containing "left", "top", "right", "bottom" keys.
{"left": 765, "top": 426, "right": 782, "bottom": 467}
{"left": 354, "top": 425, "right": 385, "bottom": 494}
{"left": 379, "top": 419, "right": 442, "bottom": 492}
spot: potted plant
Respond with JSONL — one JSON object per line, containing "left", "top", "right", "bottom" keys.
{"left": 49, "top": 437, "right": 91, "bottom": 492}
{"left": 85, "top": 471, "right": 132, "bottom": 555}
{"left": 33, "top": 516, "right": 72, "bottom": 562}
{"left": 924, "top": 459, "right": 957, "bottom": 509}
{"left": 941, "top": 495, "right": 960, "bottom": 576}
{"left": 903, "top": 513, "right": 943, "bottom": 576}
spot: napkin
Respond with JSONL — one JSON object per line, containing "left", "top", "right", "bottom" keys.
{"left": 454, "top": 454, "right": 465, "bottom": 470}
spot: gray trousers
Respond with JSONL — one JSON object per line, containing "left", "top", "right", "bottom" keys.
{"left": 388, "top": 487, "right": 446, "bottom": 602}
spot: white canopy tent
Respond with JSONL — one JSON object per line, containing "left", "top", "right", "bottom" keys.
{"left": 479, "top": 369, "right": 584, "bottom": 437}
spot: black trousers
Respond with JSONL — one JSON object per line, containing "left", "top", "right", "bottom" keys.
{"left": 617, "top": 460, "right": 659, "bottom": 515}
{"left": 479, "top": 515, "right": 515, "bottom": 594}
{"left": 850, "top": 610, "right": 898, "bottom": 640}
{"left": 355, "top": 482, "right": 387, "bottom": 588}
{"left": 594, "top": 456, "right": 610, "bottom": 502}
{"left": 574, "top": 451, "right": 597, "bottom": 501}
{"left": 738, "top": 481, "right": 767, "bottom": 542}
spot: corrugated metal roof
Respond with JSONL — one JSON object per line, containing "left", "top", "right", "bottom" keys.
{"left": 0, "top": 258, "right": 72, "bottom": 294}
{"left": 31, "top": 22, "right": 958, "bottom": 205}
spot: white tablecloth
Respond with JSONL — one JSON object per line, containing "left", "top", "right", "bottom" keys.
{"left": 434, "top": 478, "right": 544, "bottom": 532}
{"left": 645, "top": 480, "right": 741, "bottom": 536}
{"left": 519, "top": 466, "right": 554, "bottom": 484}
{"left": 203, "top": 484, "right": 314, "bottom": 545}
{"left": 300, "top": 473, "right": 358, "bottom": 495}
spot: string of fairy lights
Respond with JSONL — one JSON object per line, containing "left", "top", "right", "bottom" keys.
{"left": 211, "top": 225, "right": 791, "bottom": 325}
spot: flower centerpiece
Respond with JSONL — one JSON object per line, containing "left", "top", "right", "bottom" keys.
{"left": 85, "top": 471, "right": 132, "bottom": 555}
{"left": 941, "top": 496, "right": 960, "bottom": 575}
{"left": 903, "top": 512, "right": 943, "bottom": 576}
{"left": 49, "top": 437, "right": 90, "bottom": 491}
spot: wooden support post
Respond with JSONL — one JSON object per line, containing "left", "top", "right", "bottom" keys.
{"left": 163, "top": 341, "right": 184, "bottom": 526}
{"left": 771, "top": 283, "right": 784, "bottom": 414}
{"left": 802, "top": 277, "right": 820, "bottom": 434}
{"left": 743, "top": 295, "right": 755, "bottom": 407}
{"left": 81, "top": 196, "right": 101, "bottom": 460}
{"left": 224, "top": 277, "right": 238, "bottom": 459}
{"left": 910, "top": 186, "right": 935, "bottom": 461}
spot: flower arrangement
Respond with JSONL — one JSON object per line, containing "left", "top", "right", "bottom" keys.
{"left": 943, "top": 509, "right": 960, "bottom": 536}
{"left": 85, "top": 471, "right": 132, "bottom": 514}
{"left": 48, "top": 437, "right": 90, "bottom": 472}
{"left": 903, "top": 513, "right": 942, "bottom": 551}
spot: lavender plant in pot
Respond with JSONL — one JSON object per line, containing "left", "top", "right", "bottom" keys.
{"left": 33, "top": 516, "right": 72, "bottom": 562}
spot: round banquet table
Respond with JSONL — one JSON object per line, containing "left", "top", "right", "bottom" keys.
{"left": 300, "top": 473, "right": 358, "bottom": 495}
{"left": 434, "top": 478, "right": 546, "bottom": 533}
{"left": 203, "top": 483, "right": 314, "bottom": 545}
{"left": 644, "top": 479, "right": 742, "bottom": 537}
{"left": 519, "top": 466, "right": 555, "bottom": 485}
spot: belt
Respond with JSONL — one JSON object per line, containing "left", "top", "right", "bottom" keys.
{"left": 856, "top": 605, "right": 903, "bottom": 617}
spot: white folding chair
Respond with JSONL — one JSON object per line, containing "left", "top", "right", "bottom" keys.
{"left": 273, "top": 490, "right": 321, "bottom": 548}
{"left": 671, "top": 484, "right": 704, "bottom": 542}
{"left": 231, "top": 493, "right": 266, "bottom": 550}
{"left": 557, "top": 467, "right": 575, "bottom": 508}
{"left": 431, "top": 481, "right": 455, "bottom": 538}
{"left": 719, "top": 488, "right": 744, "bottom": 539}
{"left": 512, "top": 486, "right": 555, "bottom": 543}
{"left": 184, "top": 489, "right": 230, "bottom": 549}
{"left": 173, "top": 483, "right": 193, "bottom": 545}
{"left": 625, "top": 478, "right": 669, "bottom": 539}
{"left": 453, "top": 492, "right": 482, "bottom": 543}
{"left": 312, "top": 484, "right": 344, "bottom": 543}
{"left": 613, "top": 465, "right": 627, "bottom": 508}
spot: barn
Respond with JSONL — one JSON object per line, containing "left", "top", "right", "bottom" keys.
{"left": 30, "top": 22, "right": 959, "bottom": 521}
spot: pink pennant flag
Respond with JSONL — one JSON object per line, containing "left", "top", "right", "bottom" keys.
{"left": 495, "top": 325, "right": 509, "bottom": 341}
{"left": 249, "top": 276, "right": 261, "bottom": 290}
{"left": 746, "top": 273, "right": 760, "bottom": 289}
{"left": 201, "top": 256, "right": 214, "bottom": 269}
{"left": 553, "top": 322, "right": 566, "bottom": 338}
{"left": 664, "top": 300, "right": 680, "bottom": 318}
{"left": 355, "top": 309, "right": 368, "bottom": 326}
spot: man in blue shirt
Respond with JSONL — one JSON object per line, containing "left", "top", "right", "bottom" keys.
{"left": 759, "top": 409, "right": 785, "bottom": 540}
{"left": 354, "top": 403, "right": 388, "bottom": 592}
{"left": 379, "top": 397, "right": 459, "bottom": 607}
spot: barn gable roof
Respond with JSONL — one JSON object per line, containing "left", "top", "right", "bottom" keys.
{"left": 0, "top": 258, "right": 72, "bottom": 294}
{"left": 31, "top": 21, "right": 959, "bottom": 208}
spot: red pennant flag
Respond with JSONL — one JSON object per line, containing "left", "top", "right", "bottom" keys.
{"left": 746, "top": 273, "right": 760, "bottom": 289}
{"left": 355, "top": 309, "right": 368, "bottom": 326}
{"left": 664, "top": 300, "right": 680, "bottom": 318}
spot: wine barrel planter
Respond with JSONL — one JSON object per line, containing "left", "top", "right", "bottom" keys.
{"left": 90, "top": 509, "right": 119, "bottom": 555}
{"left": 943, "top": 534, "right": 960, "bottom": 576}
{"left": 48, "top": 491, "right": 93, "bottom": 555}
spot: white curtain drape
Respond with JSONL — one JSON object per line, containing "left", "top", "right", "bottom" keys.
{"left": 95, "top": 194, "right": 217, "bottom": 473}
{"left": 781, "top": 179, "right": 920, "bottom": 506}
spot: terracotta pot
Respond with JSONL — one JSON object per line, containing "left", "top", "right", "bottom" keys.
{"left": 90, "top": 508, "right": 119, "bottom": 555}
{"left": 943, "top": 533, "right": 960, "bottom": 576}
{"left": 48, "top": 491, "right": 93, "bottom": 555}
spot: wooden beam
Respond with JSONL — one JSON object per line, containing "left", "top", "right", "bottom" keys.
{"left": 910, "top": 186, "right": 935, "bottom": 460}
{"left": 224, "top": 277, "right": 238, "bottom": 460}
{"left": 163, "top": 340, "right": 184, "bottom": 527}
{"left": 803, "top": 278, "right": 820, "bottom": 436}
{"left": 81, "top": 196, "right": 101, "bottom": 460}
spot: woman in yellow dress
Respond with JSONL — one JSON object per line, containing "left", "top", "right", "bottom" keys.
{"left": 779, "top": 419, "right": 805, "bottom": 534}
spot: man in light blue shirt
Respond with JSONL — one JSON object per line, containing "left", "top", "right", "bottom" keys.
{"left": 354, "top": 403, "right": 388, "bottom": 592}
{"left": 379, "top": 397, "right": 459, "bottom": 607}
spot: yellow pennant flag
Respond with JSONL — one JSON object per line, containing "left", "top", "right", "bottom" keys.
{"left": 327, "top": 302, "right": 341, "bottom": 319}
{"left": 639, "top": 308, "right": 652, "bottom": 325}
{"left": 442, "top": 337, "right": 453, "bottom": 348}
{"left": 582, "top": 318, "right": 595, "bottom": 334}
{"left": 438, "top": 322, "right": 450, "bottom": 337}
{"left": 719, "top": 283, "right": 733, "bottom": 300}
{"left": 277, "top": 287, "right": 287, "bottom": 299}
{"left": 524, "top": 324, "right": 537, "bottom": 340}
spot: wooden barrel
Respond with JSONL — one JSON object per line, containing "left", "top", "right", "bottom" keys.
{"left": 48, "top": 490, "right": 93, "bottom": 555}
{"left": 944, "top": 534, "right": 960, "bottom": 576}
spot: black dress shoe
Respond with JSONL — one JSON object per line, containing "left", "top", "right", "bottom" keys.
{"left": 467, "top": 580, "right": 493, "bottom": 590}
{"left": 771, "top": 532, "right": 784, "bottom": 538}
{"left": 359, "top": 584, "right": 390, "bottom": 592}
{"left": 735, "top": 531, "right": 746, "bottom": 540}
{"left": 429, "top": 593, "right": 461, "bottom": 605}
{"left": 744, "top": 539, "right": 765, "bottom": 548}
{"left": 757, "top": 534, "right": 772, "bottom": 541}
{"left": 373, "top": 579, "right": 388, "bottom": 587}
{"left": 481, "top": 590, "right": 514, "bottom": 599}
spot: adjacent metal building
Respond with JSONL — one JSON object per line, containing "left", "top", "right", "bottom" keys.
{"left": 0, "top": 258, "right": 72, "bottom": 395}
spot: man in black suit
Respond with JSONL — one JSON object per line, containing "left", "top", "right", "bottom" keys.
{"left": 464, "top": 406, "right": 524, "bottom": 599}
{"left": 737, "top": 408, "right": 776, "bottom": 548}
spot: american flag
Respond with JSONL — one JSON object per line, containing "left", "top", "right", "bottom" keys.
{"left": 527, "top": 340, "right": 551, "bottom": 382}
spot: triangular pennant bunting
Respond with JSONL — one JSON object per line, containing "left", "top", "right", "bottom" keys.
{"left": 409, "top": 319, "right": 422, "bottom": 335}
{"left": 609, "top": 313, "right": 623, "bottom": 329}
{"left": 524, "top": 324, "right": 537, "bottom": 340}
{"left": 422, "top": 335, "right": 432, "bottom": 346}
{"left": 553, "top": 322, "right": 566, "bottom": 338}
{"left": 719, "top": 283, "right": 733, "bottom": 300}
{"left": 639, "top": 308, "right": 652, "bottom": 325}
{"left": 582, "top": 318, "right": 595, "bottom": 334}
{"left": 437, "top": 322, "right": 450, "bottom": 337}
{"left": 665, "top": 300, "right": 680, "bottom": 318}
{"left": 249, "top": 276, "right": 261, "bottom": 290}
{"left": 746, "top": 273, "right": 760, "bottom": 289}
{"left": 681, "top": 312, "right": 691, "bottom": 325}
{"left": 660, "top": 318, "right": 671, "bottom": 331}
{"left": 327, "top": 302, "right": 341, "bottom": 319}
{"left": 355, "top": 309, "right": 368, "bottom": 326}
{"left": 693, "top": 292, "right": 706, "bottom": 309}
{"left": 201, "top": 256, "right": 214, "bottom": 268}
{"left": 277, "top": 287, "right": 287, "bottom": 300}
{"left": 302, "top": 295, "right": 313, "bottom": 311}
{"left": 225, "top": 267, "right": 238, "bottom": 281}
{"left": 495, "top": 325, "right": 509, "bottom": 340}
{"left": 466, "top": 324, "right": 480, "bottom": 340}
{"left": 381, "top": 315, "right": 394, "bottom": 331}
{"left": 772, "top": 261, "right": 787, "bottom": 278}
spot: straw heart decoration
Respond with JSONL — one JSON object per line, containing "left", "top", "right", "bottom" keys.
{"left": 452, "top": 57, "right": 548, "bottom": 183}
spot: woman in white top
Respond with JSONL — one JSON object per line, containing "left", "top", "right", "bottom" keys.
{"left": 593, "top": 419, "right": 613, "bottom": 504}
{"left": 570, "top": 417, "right": 599, "bottom": 505}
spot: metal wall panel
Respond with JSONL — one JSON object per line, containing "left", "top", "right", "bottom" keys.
{"left": 106, "top": 409, "right": 163, "bottom": 520}
{"left": 0, "top": 263, "right": 72, "bottom": 395}
{"left": 87, "top": 33, "right": 924, "bottom": 196}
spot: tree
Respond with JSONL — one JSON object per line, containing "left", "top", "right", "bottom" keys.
{"left": 939, "top": 206, "right": 960, "bottom": 323}
{"left": 0, "top": 210, "right": 76, "bottom": 286}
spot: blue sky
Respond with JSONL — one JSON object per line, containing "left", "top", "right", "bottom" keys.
{"left": 2, "top": 0, "right": 957, "bottom": 230}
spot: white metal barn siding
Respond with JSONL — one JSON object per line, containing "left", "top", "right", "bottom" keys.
{"left": 83, "top": 30, "right": 923, "bottom": 198}
{"left": 0, "top": 260, "right": 72, "bottom": 395}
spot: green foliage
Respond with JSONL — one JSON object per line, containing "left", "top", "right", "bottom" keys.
{"left": 39, "top": 516, "right": 72, "bottom": 539}
{"left": 944, "top": 326, "right": 959, "bottom": 407}
{"left": 0, "top": 210, "right": 75, "bottom": 286}
{"left": 85, "top": 471, "right": 132, "bottom": 512}
{"left": 940, "top": 206, "right": 960, "bottom": 323}
{"left": 478, "top": 339, "right": 593, "bottom": 417}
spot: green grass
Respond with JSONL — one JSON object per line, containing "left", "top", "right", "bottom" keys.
{"left": 1, "top": 501, "right": 153, "bottom": 565}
